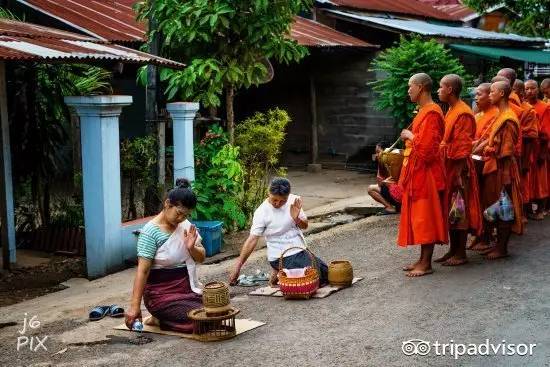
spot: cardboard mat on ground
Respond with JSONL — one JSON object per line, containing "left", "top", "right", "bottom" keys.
{"left": 250, "top": 277, "right": 363, "bottom": 298}
{"left": 115, "top": 316, "right": 265, "bottom": 340}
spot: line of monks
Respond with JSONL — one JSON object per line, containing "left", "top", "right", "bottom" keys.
{"left": 396, "top": 69, "right": 550, "bottom": 277}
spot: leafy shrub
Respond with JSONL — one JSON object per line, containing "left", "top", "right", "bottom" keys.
{"left": 370, "top": 35, "right": 471, "bottom": 129}
{"left": 193, "top": 125, "right": 246, "bottom": 231}
{"left": 235, "top": 108, "right": 290, "bottom": 218}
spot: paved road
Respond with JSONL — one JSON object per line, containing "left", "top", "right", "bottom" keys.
{"left": 1, "top": 215, "right": 549, "bottom": 366}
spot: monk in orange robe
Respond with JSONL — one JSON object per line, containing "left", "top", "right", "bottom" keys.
{"left": 481, "top": 81, "right": 523, "bottom": 260}
{"left": 513, "top": 79, "right": 540, "bottom": 220}
{"left": 541, "top": 79, "right": 550, "bottom": 103}
{"left": 526, "top": 79, "right": 550, "bottom": 216}
{"left": 474, "top": 83, "right": 499, "bottom": 141}
{"left": 398, "top": 73, "right": 447, "bottom": 277}
{"left": 469, "top": 83, "right": 499, "bottom": 252}
{"left": 493, "top": 72, "right": 523, "bottom": 160}
{"left": 497, "top": 69, "right": 524, "bottom": 119}
{"left": 435, "top": 74, "right": 482, "bottom": 266}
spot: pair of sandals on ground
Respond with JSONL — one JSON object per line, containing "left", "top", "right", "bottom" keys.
{"left": 89, "top": 304, "right": 125, "bottom": 321}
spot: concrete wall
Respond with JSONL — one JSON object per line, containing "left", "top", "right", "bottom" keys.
{"left": 313, "top": 50, "right": 396, "bottom": 163}
{"left": 235, "top": 48, "right": 396, "bottom": 167}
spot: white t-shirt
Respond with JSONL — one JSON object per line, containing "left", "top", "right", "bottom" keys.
{"left": 250, "top": 194, "right": 308, "bottom": 261}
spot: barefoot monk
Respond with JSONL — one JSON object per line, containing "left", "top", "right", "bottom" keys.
{"left": 436, "top": 74, "right": 482, "bottom": 266}
{"left": 526, "top": 79, "right": 550, "bottom": 217}
{"left": 398, "top": 73, "right": 447, "bottom": 277}
{"left": 481, "top": 81, "right": 523, "bottom": 260}
{"left": 513, "top": 79, "right": 540, "bottom": 220}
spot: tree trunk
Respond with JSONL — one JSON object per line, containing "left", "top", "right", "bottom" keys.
{"left": 226, "top": 86, "right": 235, "bottom": 144}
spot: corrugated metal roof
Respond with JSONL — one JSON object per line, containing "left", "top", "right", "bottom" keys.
{"left": 17, "top": 0, "right": 145, "bottom": 42}
{"left": 0, "top": 17, "right": 97, "bottom": 40}
{"left": 291, "top": 16, "right": 376, "bottom": 47}
{"left": 316, "top": 0, "right": 459, "bottom": 21}
{"left": 0, "top": 19, "right": 184, "bottom": 68}
{"left": 325, "top": 10, "right": 547, "bottom": 44}
{"left": 417, "top": 0, "right": 460, "bottom": 5}
{"left": 434, "top": 4, "right": 477, "bottom": 21}
{"left": 17, "top": 0, "right": 373, "bottom": 48}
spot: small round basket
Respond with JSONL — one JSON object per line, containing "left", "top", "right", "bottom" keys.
{"left": 202, "top": 281, "right": 231, "bottom": 316}
{"left": 328, "top": 260, "right": 353, "bottom": 287}
{"left": 277, "top": 247, "right": 320, "bottom": 300}
{"left": 188, "top": 307, "right": 240, "bottom": 342}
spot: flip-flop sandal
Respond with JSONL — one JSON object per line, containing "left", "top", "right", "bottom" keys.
{"left": 108, "top": 305, "right": 125, "bottom": 318}
{"left": 237, "top": 275, "right": 259, "bottom": 287}
{"left": 89, "top": 305, "right": 110, "bottom": 321}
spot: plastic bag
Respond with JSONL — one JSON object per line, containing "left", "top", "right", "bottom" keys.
{"left": 449, "top": 190, "right": 466, "bottom": 224}
{"left": 483, "top": 189, "right": 514, "bottom": 222}
{"left": 497, "top": 189, "right": 515, "bottom": 222}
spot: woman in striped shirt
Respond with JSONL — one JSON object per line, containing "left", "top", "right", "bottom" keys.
{"left": 125, "top": 178, "right": 205, "bottom": 333}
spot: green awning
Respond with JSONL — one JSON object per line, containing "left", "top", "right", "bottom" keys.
{"left": 450, "top": 44, "right": 550, "bottom": 64}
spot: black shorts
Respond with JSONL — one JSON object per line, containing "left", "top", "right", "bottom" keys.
{"left": 380, "top": 184, "right": 401, "bottom": 210}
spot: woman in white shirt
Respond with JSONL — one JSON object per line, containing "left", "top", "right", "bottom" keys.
{"left": 229, "top": 177, "right": 328, "bottom": 286}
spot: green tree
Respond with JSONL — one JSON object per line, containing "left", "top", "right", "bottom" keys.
{"left": 370, "top": 35, "right": 470, "bottom": 129}
{"left": 463, "top": 0, "right": 550, "bottom": 38}
{"left": 135, "top": 0, "right": 312, "bottom": 143}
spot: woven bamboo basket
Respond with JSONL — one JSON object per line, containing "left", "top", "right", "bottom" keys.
{"left": 328, "top": 260, "right": 353, "bottom": 287}
{"left": 278, "top": 247, "right": 320, "bottom": 300}
{"left": 202, "top": 281, "right": 231, "bottom": 316}
{"left": 188, "top": 307, "right": 240, "bottom": 342}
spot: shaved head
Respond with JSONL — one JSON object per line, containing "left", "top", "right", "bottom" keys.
{"left": 492, "top": 75, "right": 509, "bottom": 83}
{"left": 409, "top": 73, "right": 433, "bottom": 92}
{"left": 497, "top": 68, "right": 517, "bottom": 85}
{"left": 441, "top": 74, "right": 463, "bottom": 97}
{"left": 493, "top": 80, "right": 512, "bottom": 99}
{"left": 475, "top": 83, "right": 492, "bottom": 110}
{"left": 525, "top": 79, "right": 538, "bottom": 88}
{"left": 513, "top": 79, "right": 525, "bottom": 99}
{"left": 478, "top": 82, "right": 491, "bottom": 93}
{"left": 525, "top": 79, "right": 539, "bottom": 103}
{"left": 542, "top": 78, "right": 550, "bottom": 99}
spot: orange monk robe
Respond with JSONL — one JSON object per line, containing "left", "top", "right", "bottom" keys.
{"left": 482, "top": 109, "right": 523, "bottom": 234}
{"left": 519, "top": 102, "right": 539, "bottom": 203}
{"left": 475, "top": 106, "right": 499, "bottom": 140}
{"left": 509, "top": 92, "right": 524, "bottom": 159}
{"left": 440, "top": 100, "right": 482, "bottom": 236}
{"left": 533, "top": 100, "right": 550, "bottom": 199}
{"left": 398, "top": 103, "right": 447, "bottom": 247}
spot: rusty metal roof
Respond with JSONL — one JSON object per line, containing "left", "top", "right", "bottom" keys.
{"left": 17, "top": 0, "right": 145, "bottom": 42}
{"left": 0, "top": 17, "right": 96, "bottom": 40}
{"left": 434, "top": 4, "right": 477, "bottom": 21}
{"left": 326, "top": 10, "right": 547, "bottom": 45}
{"left": 0, "top": 19, "right": 184, "bottom": 68}
{"left": 316, "top": 0, "right": 460, "bottom": 21}
{"left": 291, "top": 16, "right": 376, "bottom": 47}
{"left": 17, "top": 0, "right": 374, "bottom": 47}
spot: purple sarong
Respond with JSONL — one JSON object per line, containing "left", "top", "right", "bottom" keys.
{"left": 143, "top": 267, "right": 203, "bottom": 333}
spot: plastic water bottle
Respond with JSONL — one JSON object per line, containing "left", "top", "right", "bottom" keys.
{"left": 132, "top": 320, "right": 143, "bottom": 332}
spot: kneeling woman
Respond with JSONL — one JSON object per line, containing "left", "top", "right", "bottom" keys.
{"left": 125, "top": 179, "right": 205, "bottom": 333}
{"left": 229, "top": 177, "right": 328, "bottom": 286}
